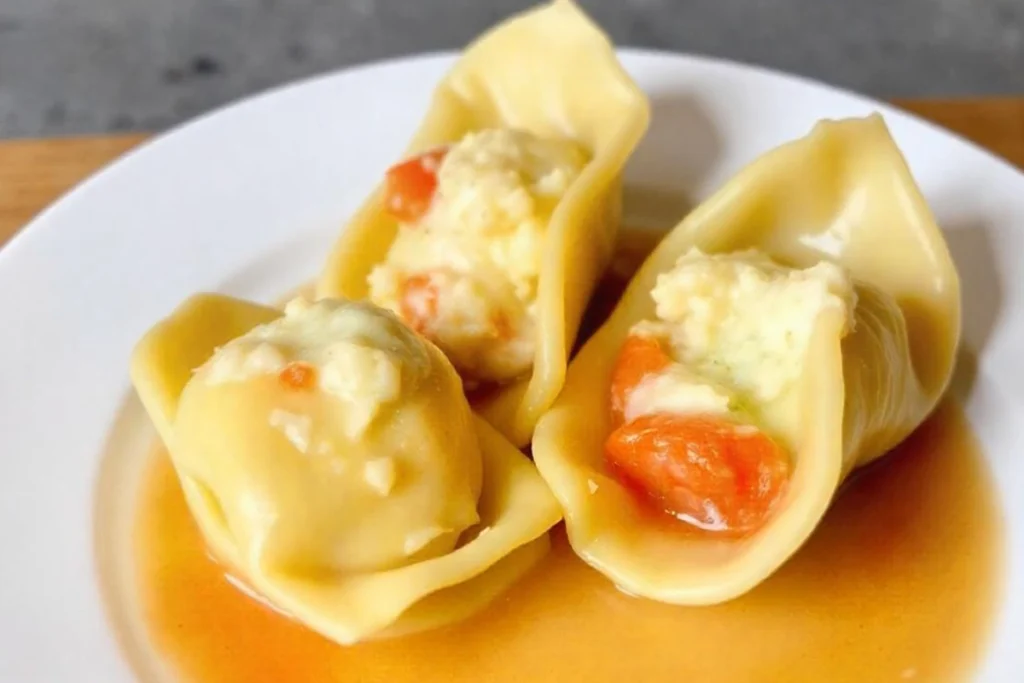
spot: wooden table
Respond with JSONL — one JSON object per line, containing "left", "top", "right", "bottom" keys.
{"left": 1, "top": 99, "right": 1023, "bottom": 249}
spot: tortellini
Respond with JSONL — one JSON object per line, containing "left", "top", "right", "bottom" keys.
{"left": 532, "top": 115, "right": 960, "bottom": 604}
{"left": 131, "top": 294, "right": 561, "bottom": 643}
{"left": 317, "top": 0, "right": 651, "bottom": 446}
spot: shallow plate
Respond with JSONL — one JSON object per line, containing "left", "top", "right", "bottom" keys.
{"left": 0, "top": 50, "right": 1021, "bottom": 682}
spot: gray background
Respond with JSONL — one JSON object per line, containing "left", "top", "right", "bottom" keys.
{"left": 1, "top": 0, "right": 1023, "bottom": 139}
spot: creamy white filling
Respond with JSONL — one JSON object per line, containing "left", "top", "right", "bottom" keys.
{"left": 268, "top": 408, "right": 313, "bottom": 454}
{"left": 624, "top": 364, "right": 732, "bottom": 424}
{"left": 363, "top": 457, "right": 397, "bottom": 497}
{"left": 200, "top": 297, "right": 427, "bottom": 439}
{"left": 623, "top": 249, "right": 855, "bottom": 422}
{"left": 368, "top": 128, "right": 588, "bottom": 382}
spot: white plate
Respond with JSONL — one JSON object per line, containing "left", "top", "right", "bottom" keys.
{"left": 0, "top": 49, "right": 1021, "bottom": 682}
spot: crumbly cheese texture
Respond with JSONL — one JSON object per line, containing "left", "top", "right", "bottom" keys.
{"left": 625, "top": 249, "right": 856, "bottom": 421}
{"left": 203, "top": 297, "right": 429, "bottom": 439}
{"left": 179, "top": 297, "right": 483, "bottom": 574}
{"left": 624, "top": 364, "right": 733, "bottom": 424}
{"left": 369, "top": 128, "right": 589, "bottom": 383}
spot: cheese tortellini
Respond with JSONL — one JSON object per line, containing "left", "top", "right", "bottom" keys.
{"left": 131, "top": 294, "right": 561, "bottom": 644}
{"left": 532, "top": 115, "right": 960, "bottom": 604}
{"left": 318, "top": 0, "right": 651, "bottom": 446}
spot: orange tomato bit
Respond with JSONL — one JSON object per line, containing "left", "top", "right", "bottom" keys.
{"left": 604, "top": 413, "right": 791, "bottom": 535}
{"left": 491, "top": 310, "right": 515, "bottom": 341}
{"left": 383, "top": 147, "right": 449, "bottom": 223}
{"left": 278, "top": 361, "right": 317, "bottom": 391}
{"left": 609, "top": 334, "right": 672, "bottom": 424}
{"left": 399, "top": 273, "right": 440, "bottom": 334}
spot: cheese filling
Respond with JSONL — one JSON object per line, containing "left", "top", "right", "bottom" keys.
{"left": 369, "top": 128, "right": 589, "bottom": 384}
{"left": 625, "top": 248, "right": 856, "bottom": 423}
{"left": 203, "top": 297, "right": 428, "bottom": 439}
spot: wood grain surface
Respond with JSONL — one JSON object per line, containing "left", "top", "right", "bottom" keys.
{"left": 1, "top": 99, "right": 1022, "bottom": 249}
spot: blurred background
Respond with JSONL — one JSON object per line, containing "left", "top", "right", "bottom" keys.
{"left": 1, "top": 0, "right": 1023, "bottom": 138}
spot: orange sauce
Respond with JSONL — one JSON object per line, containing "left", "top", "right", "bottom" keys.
{"left": 135, "top": 402, "right": 1000, "bottom": 683}
{"left": 130, "top": 231, "right": 1002, "bottom": 682}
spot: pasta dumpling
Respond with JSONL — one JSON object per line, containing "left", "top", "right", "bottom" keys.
{"left": 131, "top": 294, "right": 561, "bottom": 643}
{"left": 318, "top": 0, "right": 651, "bottom": 446}
{"left": 532, "top": 115, "right": 960, "bottom": 604}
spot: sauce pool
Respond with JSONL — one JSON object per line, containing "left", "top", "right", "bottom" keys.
{"left": 135, "top": 402, "right": 1001, "bottom": 683}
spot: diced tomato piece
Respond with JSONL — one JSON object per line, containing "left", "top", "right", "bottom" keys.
{"left": 609, "top": 334, "right": 672, "bottom": 425}
{"left": 399, "top": 273, "right": 440, "bottom": 334}
{"left": 383, "top": 147, "right": 448, "bottom": 223}
{"left": 604, "top": 413, "right": 790, "bottom": 535}
{"left": 278, "top": 361, "right": 317, "bottom": 391}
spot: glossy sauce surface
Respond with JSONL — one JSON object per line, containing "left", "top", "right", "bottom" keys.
{"left": 134, "top": 231, "right": 1002, "bottom": 683}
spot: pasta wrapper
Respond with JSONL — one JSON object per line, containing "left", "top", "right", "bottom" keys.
{"left": 317, "top": 0, "right": 650, "bottom": 446}
{"left": 532, "top": 115, "right": 961, "bottom": 604}
{"left": 131, "top": 293, "right": 561, "bottom": 642}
